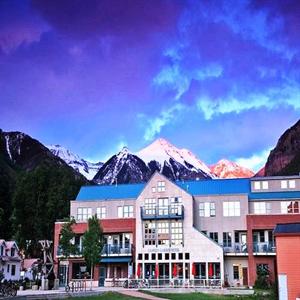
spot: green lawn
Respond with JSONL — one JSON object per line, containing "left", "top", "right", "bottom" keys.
{"left": 142, "top": 291, "right": 276, "bottom": 300}
{"left": 72, "top": 291, "right": 276, "bottom": 300}
{"left": 74, "top": 292, "right": 143, "bottom": 300}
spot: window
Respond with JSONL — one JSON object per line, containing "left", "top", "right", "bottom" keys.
{"left": 281, "top": 201, "right": 299, "bottom": 214}
{"left": 7, "top": 264, "right": 10, "bottom": 273}
{"left": 158, "top": 253, "right": 162, "bottom": 260}
{"left": 199, "top": 202, "right": 216, "bottom": 217}
{"left": 253, "top": 181, "right": 268, "bottom": 190}
{"left": 179, "top": 253, "right": 183, "bottom": 260}
{"left": 254, "top": 181, "right": 261, "bottom": 190}
{"left": 171, "top": 221, "right": 183, "bottom": 245}
{"left": 256, "top": 264, "right": 269, "bottom": 274}
{"left": 171, "top": 253, "right": 176, "bottom": 260}
{"left": 144, "top": 222, "right": 156, "bottom": 246}
{"left": 233, "top": 265, "right": 239, "bottom": 280}
{"left": 281, "top": 180, "right": 287, "bottom": 189}
{"left": 151, "top": 253, "right": 156, "bottom": 260}
{"left": 209, "top": 232, "right": 218, "bottom": 243}
{"left": 223, "top": 232, "right": 232, "bottom": 247}
{"left": 165, "top": 253, "right": 169, "bottom": 260}
{"left": 157, "top": 222, "right": 169, "bottom": 245}
{"left": 11, "top": 265, "right": 16, "bottom": 276}
{"left": 77, "top": 207, "right": 92, "bottom": 221}
{"left": 185, "top": 253, "right": 190, "bottom": 260}
{"left": 0, "top": 245, "right": 3, "bottom": 256}
{"left": 145, "top": 253, "right": 149, "bottom": 260}
{"left": 144, "top": 198, "right": 156, "bottom": 215}
{"left": 157, "top": 181, "right": 166, "bottom": 192}
{"left": 96, "top": 207, "right": 106, "bottom": 219}
{"left": 118, "top": 206, "right": 134, "bottom": 218}
{"left": 253, "top": 202, "right": 271, "bottom": 215}
{"left": 289, "top": 180, "right": 296, "bottom": 188}
{"left": 223, "top": 202, "right": 240, "bottom": 217}
{"left": 262, "top": 181, "right": 268, "bottom": 190}
{"left": 123, "top": 206, "right": 134, "bottom": 218}
{"left": 11, "top": 248, "right": 15, "bottom": 257}
{"left": 282, "top": 180, "right": 296, "bottom": 189}
{"left": 138, "top": 253, "right": 142, "bottom": 260}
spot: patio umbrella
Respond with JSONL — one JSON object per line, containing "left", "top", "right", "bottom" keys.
{"left": 136, "top": 263, "right": 141, "bottom": 278}
{"left": 208, "top": 263, "right": 213, "bottom": 278}
{"left": 172, "top": 264, "right": 177, "bottom": 277}
{"left": 192, "top": 263, "right": 196, "bottom": 276}
{"left": 155, "top": 264, "right": 159, "bottom": 279}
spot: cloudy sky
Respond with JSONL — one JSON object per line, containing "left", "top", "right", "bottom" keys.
{"left": 1, "top": 0, "right": 299, "bottom": 171}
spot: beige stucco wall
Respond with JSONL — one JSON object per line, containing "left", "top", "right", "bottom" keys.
{"left": 135, "top": 172, "right": 224, "bottom": 279}
{"left": 224, "top": 257, "right": 248, "bottom": 287}
{"left": 193, "top": 194, "right": 248, "bottom": 240}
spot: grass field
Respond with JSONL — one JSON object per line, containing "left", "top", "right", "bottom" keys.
{"left": 74, "top": 292, "right": 143, "bottom": 300}
{"left": 73, "top": 290, "right": 276, "bottom": 300}
{"left": 142, "top": 291, "right": 276, "bottom": 300}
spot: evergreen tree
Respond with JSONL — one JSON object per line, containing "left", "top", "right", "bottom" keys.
{"left": 82, "top": 215, "right": 103, "bottom": 289}
{"left": 59, "top": 218, "right": 77, "bottom": 284}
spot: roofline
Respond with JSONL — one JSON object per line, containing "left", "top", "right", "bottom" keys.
{"left": 252, "top": 175, "right": 300, "bottom": 180}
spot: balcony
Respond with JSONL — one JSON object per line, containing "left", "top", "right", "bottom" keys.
{"left": 223, "top": 243, "right": 248, "bottom": 255}
{"left": 57, "top": 244, "right": 132, "bottom": 257}
{"left": 253, "top": 242, "right": 276, "bottom": 255}
{"left": 140, "top": 205, "right": 184, "bottom": 220}
{"left": 101, "top": 244, "right": 132, "bottom": 256}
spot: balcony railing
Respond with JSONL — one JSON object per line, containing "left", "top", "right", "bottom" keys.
{"left": 101, "top": 244, "right": 132, "bottom": 256}
{"left": 57, "top": 244, "right": 132, "bottom": 257}
{"left": 223, "top": 243, "right": 248, "bottom": 254}
{"left": 253, "top": 242, "right": 276, "bottom": 254}
{"left": 141, "top": 205, "right": 184, "bottom": 220}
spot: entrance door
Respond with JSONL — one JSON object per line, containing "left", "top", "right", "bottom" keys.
{"left": 242, "top": 268, "right": 248, "bottom": 286}
{"left": 58, "top": 265, "right": 67, "bottom": 287}
{"left": 98, "top": 266, "right": 106, "bottom": 287}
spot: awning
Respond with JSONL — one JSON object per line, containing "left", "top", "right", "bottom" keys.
{"left": 100, "top": 257, "right": 131, "bottom": 263}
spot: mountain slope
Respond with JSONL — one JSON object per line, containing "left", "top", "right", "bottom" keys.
{"left": 94, "top": 138, "right": 215, "bottom": 184}
{"left": 210, "top": 159, "right": 254, "bottom": 178}
{"left": 48, "top": 145, "right": 103, "bottom": 180}
{"left": 94, "top": 147, "right": 150, "bottom": 184}
{"left": 264, "top": 119, "right": 300, "bottom": 176}
{"left": 0, "top": 129, "right": 88, "bottom": 249}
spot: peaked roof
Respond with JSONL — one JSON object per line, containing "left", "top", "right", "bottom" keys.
{"left": 75, "top": 177, "right": 251, "bottom": 201}
{"left": 76, "top": 183, "right": 146, "bottom": 201}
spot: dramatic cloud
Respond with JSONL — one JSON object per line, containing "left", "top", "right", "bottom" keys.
{"left": 236, "top": 149, "right": 272, "bottom": 172}
{"left": 0, "top": 0, "right": 299, "bottom": 165}
{"left": 140, "top": 104, "right": 186, "bottom": 142}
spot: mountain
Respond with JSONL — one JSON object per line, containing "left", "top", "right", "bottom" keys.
{"left": 94, "top": 147, "right": 150, "bottom": 184}
{"left": 0, "top": 129, "right": 87, "bottom": 251}
{"left": 210, "top": 159, "right": 254, "bottom": 178}
{"left": 48, "top": 145, "right": 103, "bottom": 180}
{"left": 94, "top": 138, "right": 215, "bottom": 184}
{"left": 264, "top": 119, "right": 300, "bottom": 176}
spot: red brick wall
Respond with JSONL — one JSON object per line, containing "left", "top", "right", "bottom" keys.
{"left": 247, "top": 214, "right": 300, "bottom": 286}
{"left": 276, "top": 235, "right": 300, "bottom": 300}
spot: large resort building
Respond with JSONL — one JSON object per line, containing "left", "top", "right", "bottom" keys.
{"left": 53, "top": 172, "right": 300, "bottom": 288}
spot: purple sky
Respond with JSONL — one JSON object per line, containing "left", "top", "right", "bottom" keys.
{"left": 1, "top": 0, "right": 300, "bottom": 171}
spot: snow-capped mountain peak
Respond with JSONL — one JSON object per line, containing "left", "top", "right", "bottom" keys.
{"left": 210, "top": 159, "right": 254, "bottom": 178}
{"left": 47, "top": 145, "right": 102, "bottom": 180}
{"left": 136, "top": 138, "right": 215, "bottom": 178}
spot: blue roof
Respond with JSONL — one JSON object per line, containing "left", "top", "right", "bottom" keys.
{"left": 274, "top": 223, "right": 300, "bottom": 234}
{"left": 249, "top": 191, "right": 300, "bottom": 201}
{"left": 175, "top": 178, "right": 250, "bottom": 196}
{"left": 76, "top": 183, "right": 145, "bottom": 201}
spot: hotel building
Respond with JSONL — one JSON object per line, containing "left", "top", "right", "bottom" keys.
{"left": 53, "top": 172, "right": 300, "bottom": 287}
